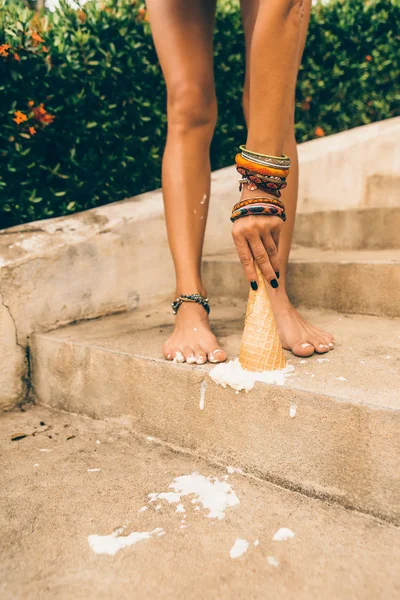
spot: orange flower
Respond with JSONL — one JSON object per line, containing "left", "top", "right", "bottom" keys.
{"left": 315, "top": 126, "right": 325, "bottom": 137}
{"left": 29, "top": 126, "right": 37, "bottom": 135}
{"left": 0, "top": 43, "right": 11, "bottom": 57}
{"left": 365, "top": 55, "right": 372, "bottom": 62}
{"left": 13, "top": 111, "right": 28, "bottom": 125}
{"left": 14, "top": 52, "right": 21, "bottom": 62}
{"left": 28, "top": 100, "right": 34, "bottom": 106}
{"left": 78, "top": 10, "right": 87, "bottom": 23}
{"left": 42, "top": 45, "right": 49, "bottom": 53}
{"left": 301, "top": 100, "right": 310, "bottom": 111}
{"left": 31, "top": 31, "right": 45, "bottom": 44}
{"left": 33, "top": 103, "right": 55, "bottom": 124}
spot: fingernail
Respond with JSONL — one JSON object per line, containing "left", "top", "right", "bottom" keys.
{"left": 270, "top": 279, "right": 279, "bottom": 289}
{"left": 250, "top": 281, "right": 258, "bottom": 291}
{"left": 275, "top": 272, "right": 280, "bottom": 279}
{"left": 301, "top": 343, "right": 312, "bottom": 349}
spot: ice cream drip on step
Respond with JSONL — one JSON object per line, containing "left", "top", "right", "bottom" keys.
{"left": 209, "top": 264, "right": 293, "bottom": 392}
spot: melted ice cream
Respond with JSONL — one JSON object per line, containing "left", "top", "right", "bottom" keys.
{"left": 209, "top": 358, "right": 294, "bottom": 392}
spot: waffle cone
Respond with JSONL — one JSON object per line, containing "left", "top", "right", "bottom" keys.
{"left": 239, "top": 264, "right": 286, "bottom": 372}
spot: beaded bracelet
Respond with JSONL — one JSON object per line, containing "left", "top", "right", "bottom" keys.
{"left": 231, "top": 203, "right": 286, "bottom": 223}
{"left": 235, "top": 154, "right": 289, "bottom": 178}
{"left": 233, "top": 196, "right": 285, "bottom": 212}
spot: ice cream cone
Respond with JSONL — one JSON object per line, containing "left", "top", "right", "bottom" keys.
{"left": 239, "top": 264, "right": 286, "bottom": 372}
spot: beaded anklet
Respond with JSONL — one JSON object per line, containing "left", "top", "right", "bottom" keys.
{"left": 171, "top": 293, "right": 210, "bottom": 315}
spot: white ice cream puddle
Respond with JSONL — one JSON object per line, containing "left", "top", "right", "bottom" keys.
{"left": 199, "top": 380, "right": 207, "bottom": 410}
{"left": 209, "top": 358, "right": 294, "bottom": 392}
{"left": 149, "top": 472, "right": 239, "bottom": 520}
{"left": 226, "top": 466, "right": 243, "bottom": 475}
{"left": 267, "top": 556, "right": 280, "bottom": 567}
{"left": 289, "top": 404, "right": 297, "bottom": 418}
{"left": 87, "top": 468, "right": 101, "bottom": 473}
{"left": 272, "top": 527, "right": 295, "bottom": 541}
{"left": 88, "top": 527, "right": 165, "bottom": 556}
{"left": 39, "top": 449, "right": 51, "bottom": 452}
{"left": 230, "top": 538, "right": 249, "bottom": 559}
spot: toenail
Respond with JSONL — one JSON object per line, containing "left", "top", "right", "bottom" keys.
{"left": 319, "top": 344, "right": 328, "bottom": 349}
{"left": 173, "top": 352, "right": 185, "bottom": 363}
{"left": 196, "top": 356, "right": 206, "bottom": 364}
{"left": 301, "top": 343, "right": 312, "bottom": 349}
{"left": 328, "top": 343, "right": 334, "bottom": 347}
{"left": 270, "top": 279, "right": 279, "bottom": 289}
{"left": 250, "top": 281, "right": 258, "bottom": 291}
{"left": 186, "top": 355, "right": 196, "bottom": 364}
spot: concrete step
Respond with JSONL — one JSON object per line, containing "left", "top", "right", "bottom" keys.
{"left": 30, "top": 302, "right": 400, "bottom": 525}
{"left": 2, "top": 405, "right": 399, "bottom": 600}
{"left": 203, "top": 248, "right": 400, "bottom": 318}
{"left": 293, "top": 207, "right": 400, "bottom": 250}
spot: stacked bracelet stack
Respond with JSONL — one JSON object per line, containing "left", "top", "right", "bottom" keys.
{"left": 232, "top": 145, "right": 291, "bottom": 223}
{"left": 230, "top": 196, "right": 286, "bottom": 223}
{"left": 235, "top": 145, "right": 290, "bottom": 198}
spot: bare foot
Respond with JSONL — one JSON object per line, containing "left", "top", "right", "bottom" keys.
{"left": 269, "top": 287, "right": 335, "bottom": 358}
{"left": 163, "top": 300, "right": 227, "bottom": 365}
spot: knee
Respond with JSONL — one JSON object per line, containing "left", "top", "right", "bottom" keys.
{"left": 167, "top": 81, "right": 218, "bottom": 136}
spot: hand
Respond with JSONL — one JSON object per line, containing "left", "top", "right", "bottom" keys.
{"left": 232, "top": 215, "right": 282, "bottom": 289}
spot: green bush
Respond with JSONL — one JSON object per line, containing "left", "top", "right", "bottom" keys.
{"left": 1, "top": 0, "right": 399, "bottom": 228}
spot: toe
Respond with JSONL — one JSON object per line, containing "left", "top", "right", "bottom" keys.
{"left": 172, "top": 348, "right": 185, "bottom": 363}
{"left": 291, "top": 341, "right": 315, "bottom": 358}
{"left": 163, "top": 346, "right": 173, "bottom": 360}
{"left": 183, "top": 346, "right": 196, "bottom": 365}
{"left": 310, "top": 338, "right": 330, "bottom": 354}
{"left": 208, "top": 348, "right": 227, "bottom": 363}
{"left": 195, "top": 346, "right": 207, "bottom": 365}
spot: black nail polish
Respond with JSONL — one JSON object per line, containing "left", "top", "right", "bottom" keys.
{"left": 275, "top": 272, "right": 280, "bottom": 279}
{"left": 270, "top": 279, "right": 279, "bottom": 289}
{"left": 250, "top": 281, "right": 258, "bottom": 291}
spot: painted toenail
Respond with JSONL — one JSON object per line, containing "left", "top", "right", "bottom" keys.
{"left": 186, "top": 355, "right": 196, "bottom": 364}
{"left": 329, "top": 343, "right": 334, "bottom": 347}
{"left": 270, "top": 279, "right": 279, "bottom": 289}
{"left": 250, "top": 281, "right": 258, "bottom": 291}
{"left": 301, "top": 343, "right": 312, "bottom": 349}
{"left": 319, "top": 344, "right": 328, "bottom": 349}
{"left": 173, "top": 351, "right": 185, "bottom": 363}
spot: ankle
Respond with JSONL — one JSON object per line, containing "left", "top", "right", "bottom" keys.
{"left": 175, "top": 281, "right": 207, "bottom": 298}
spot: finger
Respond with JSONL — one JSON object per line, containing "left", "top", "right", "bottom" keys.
{"left": 232, "top": 229, "right": 259, "bottom": 290}
{"left": 247, "top": 236, "right": 279, "bottom": 289}
{"left": 261, "top": 234, "right": 280, "bottom": 280}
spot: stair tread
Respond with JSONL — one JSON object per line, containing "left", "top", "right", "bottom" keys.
{"left": 36, "top": 302, "right": 400, "bottom": 411}
{"left": 3, "top": 406, "right": 399, "bottom": 599}
{"left": 205, "top": 248, "right": 400, "bottom": 264}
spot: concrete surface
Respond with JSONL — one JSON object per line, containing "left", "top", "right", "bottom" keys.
{"left": 1, "top": 405, "right": 399, "bottom": 600}
{"left": 30, "top": 302, "right": 400, "bottom": 524}
{"left": 293, "top": 206, "right": 400, "bottom": 250}
{"left": 1, "top": 117, "right": 399, "bottom": 410}
{"left": 204, "top": 249, "right": 400, "bottom": 318}
{"left": 297, "top": 117, "right": 400, "bottom": 212}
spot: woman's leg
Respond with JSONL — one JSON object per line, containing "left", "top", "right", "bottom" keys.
{"left": 146, "top": 0, "right": 227, "bottom": 365}
{"left": 240, "top": 0, "right": 334, "bottom": 357}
